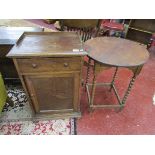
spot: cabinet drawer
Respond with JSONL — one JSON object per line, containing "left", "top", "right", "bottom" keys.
{"left": 16, "top": 57, "right": 82, "bottom": 74}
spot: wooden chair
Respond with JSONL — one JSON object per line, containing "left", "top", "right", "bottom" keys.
{"left": 57, "top": 19, "right": 101, "bottom": 42}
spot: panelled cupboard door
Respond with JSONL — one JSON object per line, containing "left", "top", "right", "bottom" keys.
{"left": 24, "top": 72, "right": 80, "bottom": 114}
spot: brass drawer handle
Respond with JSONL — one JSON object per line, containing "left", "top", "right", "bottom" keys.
{"left": 64, "top": 62, "right": 69, "bottom": 67}
{"left": 32, "top": 63, "right": 37, "bottom": 68}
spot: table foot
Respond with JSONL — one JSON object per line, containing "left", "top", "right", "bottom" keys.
{"left": 88, "top": 107, "right": 94, "bottom": 113}
{"left": 114, "top": 106, "right": 124, "bottom": 112}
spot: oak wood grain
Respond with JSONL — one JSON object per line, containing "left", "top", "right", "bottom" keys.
{"left": 10, "top": 32, "right": 84, "bottom": 119}
{"left": 84, "top": 37, "right": 149, "bottom": 67}
{"left": 7, "top": 32, "right": 87, "bottom": 57}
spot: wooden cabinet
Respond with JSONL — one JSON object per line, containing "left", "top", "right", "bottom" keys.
{"left": 7, "top": 32, "right": 87, "bottom": 119}
{"left": 15, "top": 57, "right": 82, "bottom": 116}
{"left": 0, "top": 27, "right": 43, "bottom": 81}
{"left": 126, "top": 19, "right": 155, "bottom": 45}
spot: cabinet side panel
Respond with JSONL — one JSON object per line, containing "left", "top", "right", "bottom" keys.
{"left": 13, "top": 59, "right": 35, "bottom": 115}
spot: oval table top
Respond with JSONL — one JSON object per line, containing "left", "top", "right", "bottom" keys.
{"left": 84, "top": 37, "right": 150, "bottom": 67}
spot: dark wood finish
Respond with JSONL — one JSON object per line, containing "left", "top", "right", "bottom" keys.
{"left": 84, "top": 37, "right": 149, "bottom": 67}
{"left": 85, "top": 37, "right": 149, "bottom": 111}
{"left": 0, "top": 45, "right": 18, "bottom": 79}
{"left": 8, "top": 32, "right": 86, "bottom": 119}
{"left": 126, "top": 28, "right": 152, "bottom": 45}
{"left": 0, "top": 45, "right": 13, "bottom": 57}
{"left": 16, "top": 57, "right": 81, "bottom": 74}
{"left": 60, "top": 19, "right": 100, "bottom": 28}
{"left": 25, "top": 73, "right": 76, "bottom": 113}
{"left": 7, "top": 32, "right": 86, "bottom": 57}
{"left": 58, "top": 19, "right": 101, "bottom": 42}
{"left": 129, "top": 20, "right": 155, "bottom": 32}
{"left": 0, "top": 58, "right": 18, "bottom": 79}
{"left": 0, "top": 27, "right": 44, "bottom": 45}
{"left": 0, "top": 27, "right": 43, "bottom": 80}
{"left": 126, "top": 19, "right": 155, "bottom": 45}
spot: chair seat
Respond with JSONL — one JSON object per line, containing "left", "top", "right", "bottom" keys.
{"left": 102, "top": 22, "right": 124, "bottom": 31}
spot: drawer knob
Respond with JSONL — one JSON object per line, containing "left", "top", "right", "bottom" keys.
{"left": 30, "top": 94, "right": 34, "bottom": 97}
{"left": 64, "top": 63, "right": 69, "bottom": 67}
{"left": 32, "top": 63, "right": 37, "bottom": 68}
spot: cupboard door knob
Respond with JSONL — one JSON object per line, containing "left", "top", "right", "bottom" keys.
{"left": 30, "top": 94, "right": 34, "bottom": 97}
{"left": 64, "top": 62, "right": 69, "bottom": 67}
{"left": 32, "top": 63, "right": 37, "bottom": 68}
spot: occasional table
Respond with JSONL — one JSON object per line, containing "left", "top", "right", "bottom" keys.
{"left": 84, "top": 37, "right": 149, "bottom": 111}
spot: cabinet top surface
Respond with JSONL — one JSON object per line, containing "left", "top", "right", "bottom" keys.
{"left": 7, "top": 32, "right": 87, "bottom": 57}
{"left": 0, "top": 27, "right": 43, "bottom": 45}
{"left": 84, "top": 37, "right": 149, "bottom": 67}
